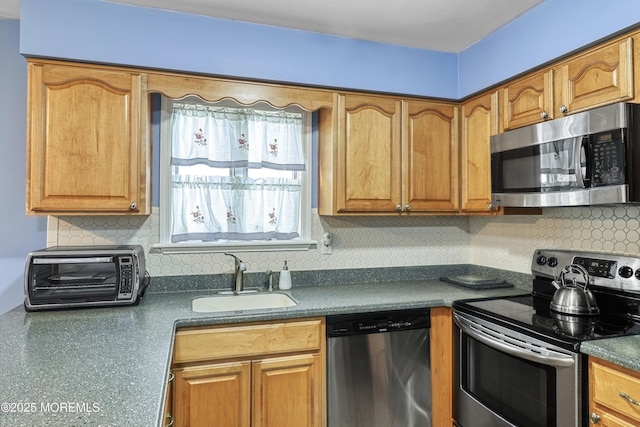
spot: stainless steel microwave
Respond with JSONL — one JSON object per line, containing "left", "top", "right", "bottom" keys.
{"left": 24, "top": 245, "right": 148, "bottom": 311}
{"left": 491, "top": 102, "right": 640, "bottom": 207}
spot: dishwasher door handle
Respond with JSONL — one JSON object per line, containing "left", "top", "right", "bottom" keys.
{"left": 454, "top": 312, "right": 575, "bottom": 368}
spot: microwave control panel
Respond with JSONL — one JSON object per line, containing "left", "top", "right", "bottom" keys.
{"left": 591, "top": 129, "right": 625, "bottom": 186}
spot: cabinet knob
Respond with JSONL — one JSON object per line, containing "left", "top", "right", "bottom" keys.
{"left": 589, "top": 412, "right": 601, "bottom": 424}
{"left": 130, "top": 201, "right": 137, "bottom": 210}
{"left": 560, "top": 104, "right": 569, "bottom": 114}
{"left": 396, "top": 204, "right": 402, "bottom": 212}
{"left": 405, "top": 204, "right": 411, "bottom": 212}
{"left": 165, "top": 413, "right": 174, "bottom": 427}
{"left": 488, "top": 203, "right": 496, "bottom": 211}
{"left": 540, "top": 111, "right": 549, "bottom": 120}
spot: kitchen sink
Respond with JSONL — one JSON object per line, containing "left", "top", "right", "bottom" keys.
{"left": 192, "top": 293, "right": 297, "bottom": 313}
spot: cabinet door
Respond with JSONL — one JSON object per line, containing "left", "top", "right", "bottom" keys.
{"left": 26, "top": 61, "right": 149, "bottom": 215}
{"left": 461, "top": 92, "right": 499, "bottom": 213}
{"left": 252, "top": 353, "right": 323, "bottom": 427}
{"left": 502, "top": 69, "right": 554, "bottom": 130}
{"left": 174, "top": 361, "right": 251, "bottom": 427}
{"left": 336, "top": 94, "right": 402, "bottom": 212}
{"left": 556, "top": 37, "right": 634, "bottom": 115}
{"left": 402, "top": 101, "right": 459, "bottom": 212}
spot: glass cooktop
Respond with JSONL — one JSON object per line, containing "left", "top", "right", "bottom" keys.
{"left": 455, "top": 293, "right": 640, "bottom": 351}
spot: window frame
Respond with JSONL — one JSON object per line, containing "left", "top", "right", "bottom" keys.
{"left": 153, "top": 96, "right": 315, "bottom": 254}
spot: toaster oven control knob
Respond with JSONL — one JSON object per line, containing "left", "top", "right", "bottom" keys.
{"left": 619, "top": 266, "right": 634, "bottom": 279}
{"left": 635, "top": 269, "right": 640, "bottom": 280}
{"left": 547, "top": 257, "right": 558, "bottom": 267}
{"left": 590, "top": 412, "right": 601, "bottom": 424}
{"left": 536, "top": 255, "right": 547, "bottom": 266}
{"left": 560, "top": 104, "right": 569, "bottom": 114}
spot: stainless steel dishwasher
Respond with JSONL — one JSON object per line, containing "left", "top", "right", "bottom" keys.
{"left": 327, "top": 308, "right": 431, "bottom": 427}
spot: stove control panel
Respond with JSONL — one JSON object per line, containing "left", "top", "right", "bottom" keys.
{"left": 532, "top": 249, "right": 640, "bottom": 293}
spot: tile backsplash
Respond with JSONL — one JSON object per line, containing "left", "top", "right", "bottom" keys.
{"left": 50, "top": 209, "right": 471, "bottom": 277}
{"left": 470, "top": 206, "right": 640, "bottom": 273}
{"left": 49, "top": 206, "right": 640, "bottom": 277}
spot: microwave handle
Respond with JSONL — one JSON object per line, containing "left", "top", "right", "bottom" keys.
{"left": 32, "top": 257, "right": 114, "bottom": 264}
{"left": 574, "top": 136, "right": 587, "bottom": 188}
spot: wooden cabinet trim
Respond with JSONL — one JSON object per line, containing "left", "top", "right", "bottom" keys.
{"left": 173, "top": 318, "right": 323, "bottom": 364}
{"left": 146, "top": 71, "right": 334, "bottom": 112}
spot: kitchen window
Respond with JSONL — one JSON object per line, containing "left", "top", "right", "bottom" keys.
{"left": 156, "top": 97, "right": 313, "bottom": 253}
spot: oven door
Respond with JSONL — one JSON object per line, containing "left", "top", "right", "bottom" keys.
{"left": 26, "top": 256, "right": 120, "bottom": 307}
{"left": 453, "top": 311, "right": 583, "bottom": 427}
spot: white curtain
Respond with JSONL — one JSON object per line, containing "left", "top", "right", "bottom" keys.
{"left": 170, "top": 103, "right": 304, "bottom": 242}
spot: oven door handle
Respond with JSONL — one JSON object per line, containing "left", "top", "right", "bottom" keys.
{"left": 454, "top": 313, "right": 575, "bottom": 367}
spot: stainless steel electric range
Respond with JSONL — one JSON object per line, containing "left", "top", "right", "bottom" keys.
{"left": 452, "top": 249, "right": 640, "bottom": 427}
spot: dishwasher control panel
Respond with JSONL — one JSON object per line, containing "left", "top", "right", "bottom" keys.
{"left": 326, "top": 308, "right": 430, "bottom": 337}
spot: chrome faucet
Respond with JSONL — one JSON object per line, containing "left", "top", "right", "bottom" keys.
{"left": 224, "top": 253, "right": 247, "bottom": 293}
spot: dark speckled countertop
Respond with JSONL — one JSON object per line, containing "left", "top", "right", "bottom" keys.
{"left": 5, "top": 264, "right": 632, "bottom": 427}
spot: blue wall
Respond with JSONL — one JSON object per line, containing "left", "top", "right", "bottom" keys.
{"left": 19, "top": 0, "right": 640, "bottom": 98}
{"left": 0, "top": 19, "right": 47, "bottom": 314}
{"left": 19, "top": 0, "right": 458, "bottom": 99}
{"left": 459, "top": 0, "right": 640, "bottom": 97}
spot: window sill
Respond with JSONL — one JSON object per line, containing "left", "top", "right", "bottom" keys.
{"left": 151, "top": 240, "right": 317, "bottom": 254}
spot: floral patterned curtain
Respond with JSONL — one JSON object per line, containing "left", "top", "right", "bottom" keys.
{"left": 170, "top": 103, "right": 304, "bottom": 242}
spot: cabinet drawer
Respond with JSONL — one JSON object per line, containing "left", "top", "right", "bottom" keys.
{"left": 174, "top": 318, "right": 323, "bottom": 364}
{"left": 592, "top": 359, "right": 640, "bottom": 422}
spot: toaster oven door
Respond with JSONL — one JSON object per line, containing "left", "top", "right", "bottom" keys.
{"left": 27, "top": 257, "right": 120, "bottom": 306}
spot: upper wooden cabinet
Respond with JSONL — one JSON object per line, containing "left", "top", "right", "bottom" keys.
{"left": 26, "top": 60, "right": 150, "bottom": 215}
{"left": 318, "top": 93, "right": 458, "bottom": 215}
{"left": 554, "top": 36, "right": 634, "bottom": 116}
{"left": 461, "top": 91, "right": 500, "bottom": 214}
{"left": 502, "top": 36, "right": 635, "bottom": 130}
{"left": 403, "top": 100, "right": 459, "bottom": 212}
{"left": 502, "top": 69, "right": 554, "bottom": 130}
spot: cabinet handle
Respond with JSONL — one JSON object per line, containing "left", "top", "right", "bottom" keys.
{"left": 620, "top": 391, "right": 640, "bottom": 406}
{"left": 165, "top": 413, "right": 174, "bottom": 427}
{"left": 130, "top": 201, "right": 138, "bottom": 210}
{"left": 488, "top": 203, "right": 496, "bottom": 211}
{"left": 404, "top": 204, "right": 411, "bottom": 212}
{"left": 540, "top": 111, "right": 549, "bottom": 119}
{"left": 168, "top": 371, "right": 174, "bottom": 383}
{"left": 559, "top": 104, "right": 569, "bottom": 114}
{"left": 590, "top": 412, "right": 601, "bottom": 424}
{"left": 396, "top": 204, "right": 402, "bottom": 212}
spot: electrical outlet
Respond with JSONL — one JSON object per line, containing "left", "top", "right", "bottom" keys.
{"left": 322, "top": 242, "right": 333, "bottom": 255}
{"left": 321, "top": 232, "right": 333, "bottom": 255}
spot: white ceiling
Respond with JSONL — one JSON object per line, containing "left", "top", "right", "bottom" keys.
{"left": 0, "top": 0, "right": 543, "bottom": 52}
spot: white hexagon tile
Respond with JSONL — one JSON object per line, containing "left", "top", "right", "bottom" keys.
{"left": 51, "top": 206, "right": 640, "bottom": 277}
{"left": 470, "top": 206, "right": 640, "bottom": 273}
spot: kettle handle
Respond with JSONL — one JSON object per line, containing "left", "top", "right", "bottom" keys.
{"left": 557, "top": 264, "right": 590, "bottom": 289}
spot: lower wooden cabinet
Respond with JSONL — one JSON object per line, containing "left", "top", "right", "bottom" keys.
{"left": 590, "top": 357, "right": 640, "bottom": 426}
{"left": 171, "top": 318, "right": 325, "bottom": 427}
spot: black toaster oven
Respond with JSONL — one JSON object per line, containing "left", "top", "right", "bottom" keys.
{"left": 24, "top": 245, "right": 149, "bottom": 311}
